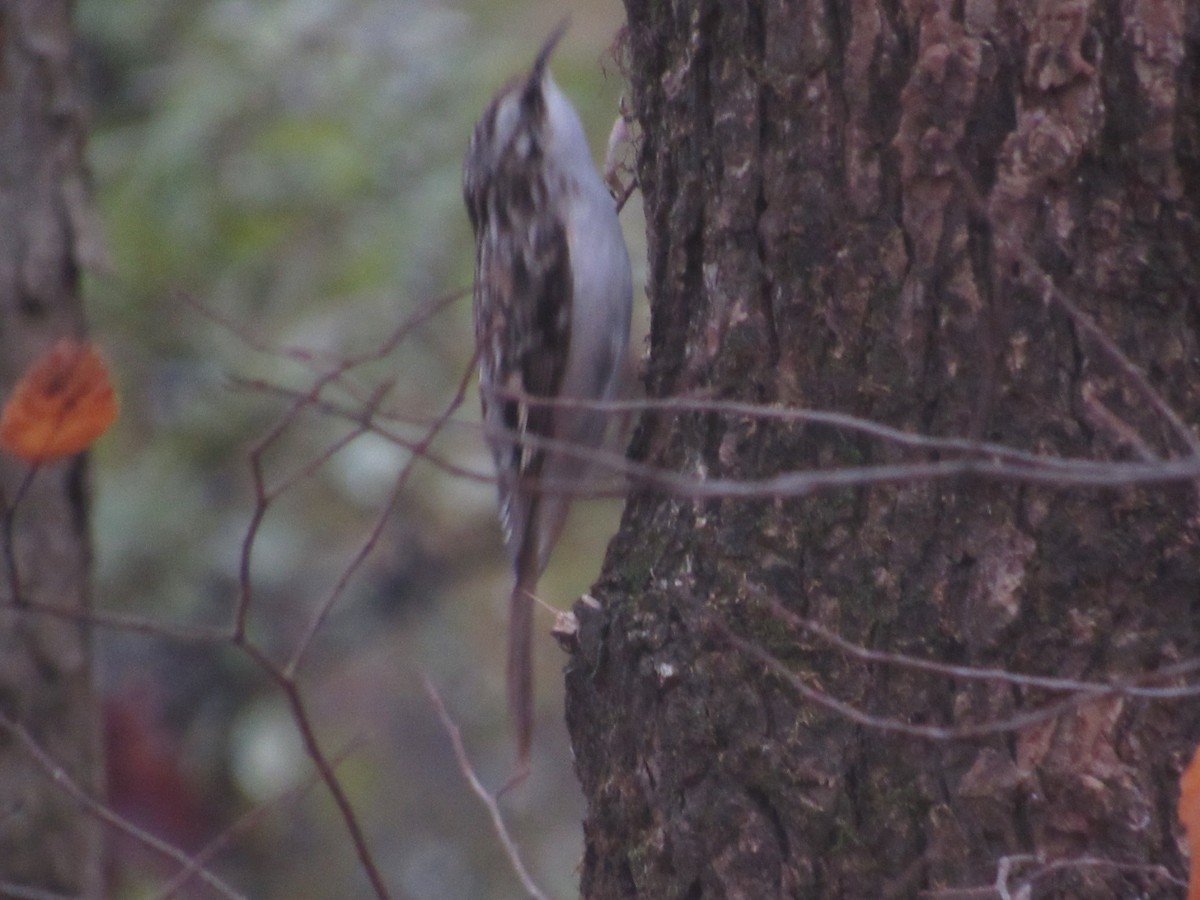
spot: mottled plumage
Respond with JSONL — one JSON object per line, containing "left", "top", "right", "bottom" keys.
{"left": 463, "top": 25, "right": 632, "bottom": 767}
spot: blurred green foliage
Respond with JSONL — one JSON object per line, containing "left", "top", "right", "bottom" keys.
{"left": 76, "top": 0, "right": 637, "bottom": 897}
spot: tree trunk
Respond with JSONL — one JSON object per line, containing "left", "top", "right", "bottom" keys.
{"left": 0, "top": 1, "right": 103, "bottom": 894}
{"left": 567, "top": 0, "right": 1200, "bottom": 896}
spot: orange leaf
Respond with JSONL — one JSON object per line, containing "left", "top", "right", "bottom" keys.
{"left": 1179, "top": 742, "right": 1200, "bottom": 900}
{"left": 0, "top": 338, "right": 118, "bottom": 463}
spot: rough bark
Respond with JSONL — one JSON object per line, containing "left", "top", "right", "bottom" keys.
{"left": 0, "top": 1, "right": 103, "bottom": 894}
{"left": 567, "top": 0, "right": 1200, "bottom": 897}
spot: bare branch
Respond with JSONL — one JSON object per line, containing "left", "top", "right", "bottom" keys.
{"left": 235, "top": 641, "right": 391, "bottom": 899}
{"left": 179, "top": 287, "right": 467, "bottom": 377}
{"left": 723, "top": 627, "right": 1113, "bottom": 741}
{"left": 920, "top": 852, "right": 1185, "bottom": 898}
{"left": 0, "top": 713, "right": 248, "bottom": 900}
{"left": 422, "top": 676, "right": 552, "bottom": 900}
{"left": 150, "top": 739, "right": 365, "bottom": 900}
{"left": 285, "top": 352, "right": 476, "bottom": 677}
{"left": 245, "top": 376, "right": 1200, "bottom": 504}
{"left": 760, "top": 596, "right": 1200, "bottom": 700}
{"left": 0, "top": 596, "right": 228, "bottom": 643}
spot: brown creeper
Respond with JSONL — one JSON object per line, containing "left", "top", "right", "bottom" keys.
{"left": 463, "top": 25, "right": 632, "bottom": 766}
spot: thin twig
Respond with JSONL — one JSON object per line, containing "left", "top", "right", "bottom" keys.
{"left": 422, "top": 676, "right": 551, "bottom": 900}
{"left": 286, "top": 353, "right": 476, "bottom": 676}
{"left": 228, "top": 288, "right": 467, "bottom": 640}
{"left": 1025, "top": 262, "right": 1200, "bottom": 459}
{"left": 151, "top": 738, "right": 365, "bottom": 900}
{"left": 920, "top": 852, "right": 1184, "bottom": 898}
{"left": 762, "top": 597, "right": 1200, "bottom": 699}
{"left": 0, "top": 712, "right": 247, "bottom": 900}
{"left": 242, "top": 378, "right": 1200, "bottom": 500}
{"left": 0, "top": 596, "right": 228, "bottom": 643}
{"left": 179, "top": 286, "right": 467, "bottom": 375}
{"left": 234, "top": 641, "right": 391, "bottom": 900}
{"left": 952, "top": 159, "right": 1200, "bottom": 461}
{"left": 724, "top": 628, "right": 1107, "bottom": 741}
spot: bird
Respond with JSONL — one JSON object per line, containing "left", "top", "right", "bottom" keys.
{"left": 462, "top": 23, "right": 633, "bottom": 769}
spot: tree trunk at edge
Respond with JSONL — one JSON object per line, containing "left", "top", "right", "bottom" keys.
{"left": 0, "top": 1, "right": 103, "bottom": 895}
{"left": 567, "top": 1, "right": 1200, "bottom": 897}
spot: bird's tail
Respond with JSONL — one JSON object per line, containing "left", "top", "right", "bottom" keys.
{"left": 507, "top": 569, "right": 537, "bottom": 772}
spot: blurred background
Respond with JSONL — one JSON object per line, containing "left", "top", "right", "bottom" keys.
{"left": 75, "top": 0, "right": 645, "bottom": 896}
